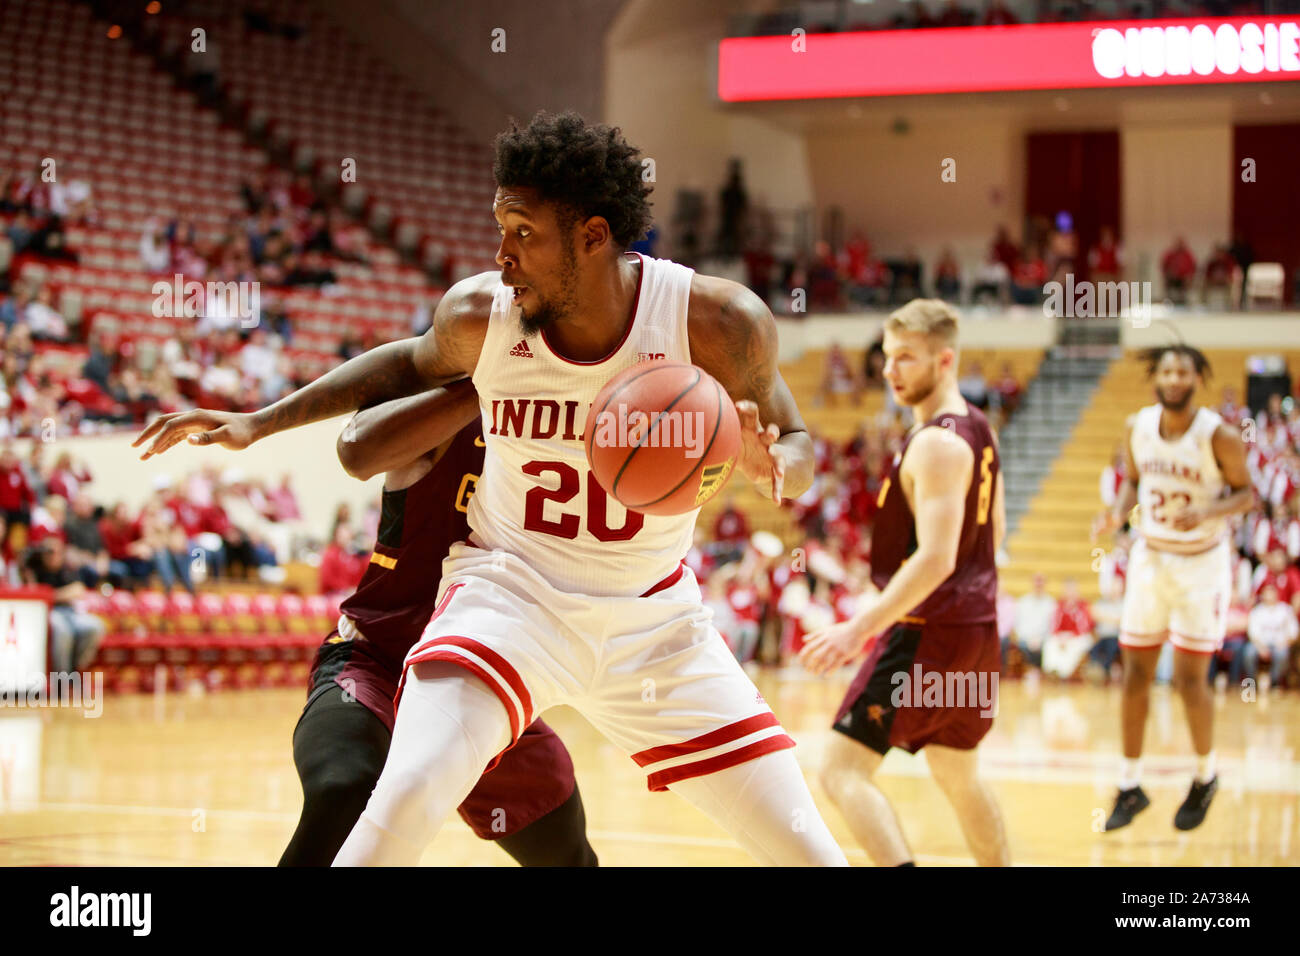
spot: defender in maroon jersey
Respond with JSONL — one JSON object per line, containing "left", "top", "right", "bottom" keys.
{"left": 279, "top": 380, "right": 596, "bottom": 866}
{"left": 801, "top": 300, "right": 1010, "bottom": 867}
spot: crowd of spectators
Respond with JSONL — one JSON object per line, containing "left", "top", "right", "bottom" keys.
{"left": 1160, "top": 233, "right": 1258, "bottom": 307}
{"left": 815, "top": 337, "right": 1024, "bottom": 429}
{"left": 727, "top": 213, "right": 1274, "bottom": 316}
{"left": 0, "top": 439, "right": 337, "bottom": 668}
{"left": 0, "top": 160, "right": 393, "bottom": 442}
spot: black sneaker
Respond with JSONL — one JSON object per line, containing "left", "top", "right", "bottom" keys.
{"left": 1174, "top": 776, "right": 1218, "bottom": 831}
{"left": 1104, "top": 785, "right": 1150, "bottom": 831}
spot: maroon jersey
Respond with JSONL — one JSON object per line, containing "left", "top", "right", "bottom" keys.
{"left": 870, "top": 402, "right": 998, "bottom": 625}
{"left": 339, "top": 422, "right": 484, "bottom": 673}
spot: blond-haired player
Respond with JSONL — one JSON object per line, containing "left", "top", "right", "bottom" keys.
{"left": 802, "top": 299, "right": 1010, "bottom": 866}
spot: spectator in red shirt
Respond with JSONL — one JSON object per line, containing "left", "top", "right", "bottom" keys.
{"left": 817, "top": 343, "right": 861, "bottom": 407}
{"left": 1252, "top": 548, "right": 1300, "bottom": 611}
{"left": 991, "top": 225, "right": 1020, "bottom": 274}
{"left": 1218, "top": 385, "right": 1247, "bottom": 427}
{"left": 1010, "top": 245, "right": 1047, "bottom": 305}
{"left": 265, "top": 474, "right": 303, "bottom": 523}
{"left": 1161, "top": 237, "right": 1197, "bottom": 304}
{"left": 100, "top": 502, "right": 153, "bottom": 587}
{"left": 27, "top": 494, "right": 67, "bottom": 546}
{"left": 0, "top": 443, "right": 37, "bottom": 527}
{"left": 1087, "top": 226, "right": 1123, "bottom": 283}
{"left": 712, "top": 497, "right": 751, "bottom": 560}
{"left": 1203, "top": 244, "right": 1237, "bottom": 303}
{"left": 933, "top": 247, "right": 961, "bottom": 302}
{"left": 1042, "top": 577, "right": 1095, "bottom": 679}
{"left": 46, "top": 452, "right": 92, "bottom": 501}
{"left": 992, "top": 361, "right": 1022, "bottom": 419}
{"left": 319, "top": 523, "right": 367, "bottom": 597}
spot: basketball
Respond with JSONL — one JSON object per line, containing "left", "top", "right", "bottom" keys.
{"left": 584, "top": 360, "right": 741, "bottom": 517}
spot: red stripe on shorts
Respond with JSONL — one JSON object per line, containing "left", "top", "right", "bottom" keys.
{"left": 631, "top": 712, "right": 781, "bottom": 767}
{"left": 415, "top": 635, "right": 534, "bottom": 726}
{"left": 428, "top": 581, "right": 465, "bottom": 625}
{"left": 1168, "top": 640, "right": 1217, "bottom": 655}
{"left": 403, "top": 649, "right": 522, "bottom": 760}
{"left": 641, "top": 561, "right": 685, "bottom": 597}
{"left": 645, "top": 734, "right": 796, "bottom": 792}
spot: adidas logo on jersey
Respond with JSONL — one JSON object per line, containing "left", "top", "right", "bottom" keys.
{"left": 509, "top": 339, "right": 534, "bottom": 358}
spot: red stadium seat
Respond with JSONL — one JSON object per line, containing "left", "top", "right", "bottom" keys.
{"left": 134, "top": 591, "right": 168, "bottom": 631}
{"left": 196, "top": 592, "right": 228, "bottom": 631}
{"left": 164, "top": 592, "right": 203, "bottom": 634}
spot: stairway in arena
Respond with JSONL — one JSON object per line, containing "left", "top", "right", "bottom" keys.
{"left": 999, "top": 332, "right": 1118, "bottom": 599}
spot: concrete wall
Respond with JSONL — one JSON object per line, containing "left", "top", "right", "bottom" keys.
{"left": 805, "top": 119, "right": 1024, "bottom": 280}
{"left": 605, "top": 0, "right": 816, "bottom": 256}
{"left": 1122, "top": 313, "right": 1300, "bottom": 348}
{"left": 1121, "top": 124, "right": 1234, "bottom": 290}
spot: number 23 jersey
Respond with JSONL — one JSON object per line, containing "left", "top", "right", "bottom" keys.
{"left": 1129, "top": 403, "right": 1226, "bottom": 553}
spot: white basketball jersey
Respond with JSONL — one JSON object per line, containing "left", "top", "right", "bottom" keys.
{"left": 1130, "top": 403, "right": 1226, "bottom": 552}
{"left": 467, "top": 252, "right": 701, "bottom": 596}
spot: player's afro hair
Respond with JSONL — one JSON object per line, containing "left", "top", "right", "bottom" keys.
{"left": 1137, "top": 343, "right": 1213, "bottom": 380}
{"left": 493, "top": 110, "right": 653, "bottom": 250}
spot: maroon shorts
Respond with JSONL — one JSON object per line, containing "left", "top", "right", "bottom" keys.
{"left": 833, "top": 619, "right": 1000, "bottom": 755}
{"left": 306, "top": 632, "right": 576, "bottom": 839}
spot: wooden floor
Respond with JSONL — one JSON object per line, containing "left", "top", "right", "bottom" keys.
{"left": 1, "top": 671, "right": 1297, "bottom": 866}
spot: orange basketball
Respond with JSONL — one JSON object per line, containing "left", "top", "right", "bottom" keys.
{"left": 585, "top": 360, "right": 741, "bottom": 517}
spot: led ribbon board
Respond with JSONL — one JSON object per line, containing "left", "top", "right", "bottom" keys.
{"left": 718, "top": 17, "right": 1300, "bottom": 100}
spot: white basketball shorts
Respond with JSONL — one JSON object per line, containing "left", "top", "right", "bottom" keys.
{"left": 396, "top": 540, "right": 796, "bottom": 791}
{"left": 1119, "top": 538, "right": 1231, "bottom": 654}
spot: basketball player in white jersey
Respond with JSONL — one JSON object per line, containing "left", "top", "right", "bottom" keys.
{"left": 135, "top": 111, "right": 848, "bottom": 866}
{"left": 1093, "top": 345, "right": 1254, "bottom": 831}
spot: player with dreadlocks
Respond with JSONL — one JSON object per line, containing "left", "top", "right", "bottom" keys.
{"left": 1093, "top": 344, "right": 1255, "bottom": 832}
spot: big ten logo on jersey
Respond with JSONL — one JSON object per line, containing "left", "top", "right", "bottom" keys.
{"left": 635, "top": 327, "right": 668, "bottom": 365}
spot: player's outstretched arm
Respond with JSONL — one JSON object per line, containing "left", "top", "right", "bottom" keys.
{"left": 336, "top": 378, "right": 481, "bottom": 480}
{"left": 687, "top": 274, "right": 813, "bottom": 504}
{"left": 133, "top": 275, "right": 492, "bottom": 460}
{"left": 801, "top": 427, "right": 972, "bottom": 675}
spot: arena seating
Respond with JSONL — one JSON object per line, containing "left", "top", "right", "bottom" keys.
{"left": 87, "top": 580, "right": 342, "bottom": 692}
{"left": 150, "top": 0, "right": 500, "bottom": 277}
{"left": 2, "top": 0, "right": 438, "bottom": 377}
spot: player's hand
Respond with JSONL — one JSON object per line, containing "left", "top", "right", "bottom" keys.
{"left": 1091, "top": 510, "right": 1121, "bottom": 543}
{"left": 133, "top": 409, "right": 259, "bottom": 460}
{"left": 734, "top": 399, "right": 785, "bottom": 505}
{"left": 799, "top": 620, "right": 870, "bottom": 676}
{"left": 1170, "top": 506, "right": 1207, "bottom": 531}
